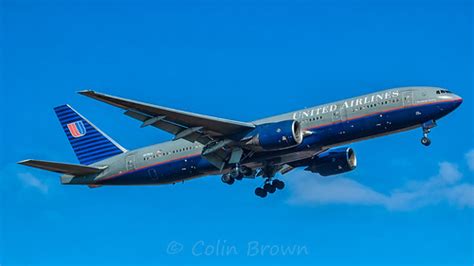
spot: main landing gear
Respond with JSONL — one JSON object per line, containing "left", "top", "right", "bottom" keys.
{"left": 221, "top": 174, "right": 235, "bottom": 185}
{"left": 221, "top": 164, "right": 255, "bottom": 185}
{"left": 221, "top": 164, "right": 286, "bottom": 198}
{"left": 254, "top": 179, "right": 285, "bottom": 198}
{"left": 421, "top": 120, "right": 437, "bottom": 147}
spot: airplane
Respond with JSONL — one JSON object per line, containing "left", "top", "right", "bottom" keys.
{"left": 18, "top": 86, "right": 462, "bottom": 197}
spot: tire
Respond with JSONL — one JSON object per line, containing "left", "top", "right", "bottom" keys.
{"left": 421, "top": 137, "right": 431, "bottom": 146}
{"left": 221, "top": 174, "right": 228, "bottom": 183}
{"left": 221, "top": 174, "right": 234, "bottom": 185}
{"left": 255, "top": 187, "right": 267, "bottom": 198}
{"left": 230, "top": 168, "right": 240, "bottom": 179}
{"left": 264, "top": 183, "right": 276, "bottom": 193}
{"left": 269, "top": 185, "right": 276, "bottom": 193}
{"left": 240, "top": 166, "right": 251, "bottom": 176}
{"left": 273, "top": 180, "right": 285, "bottom": 190}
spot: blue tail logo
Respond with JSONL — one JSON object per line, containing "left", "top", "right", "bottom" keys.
{"left": 54, "top": 104, "right": 126, "bottom": 165}
{"left": 67, "top": 121, "right": 87, "bottom": 138}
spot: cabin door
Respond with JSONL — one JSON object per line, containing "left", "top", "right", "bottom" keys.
{"left": 126, "top": 155, "right": 136, "bottom": 170}
{"left": 332, "top": 107, "right": 347, "bottom": 123}
{"left": 332, "top": 107, "right": 348, "bottom": 137}
{"left": 402, "top": 91, "right": 414, "bottom": 106}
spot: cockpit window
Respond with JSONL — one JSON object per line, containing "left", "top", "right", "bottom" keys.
{"left": 436, "top": 90, "right": 452, "bottom": 94}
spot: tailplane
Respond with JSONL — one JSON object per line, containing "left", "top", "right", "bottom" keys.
{"left": 18, "top": 159, "right": 106, "bottom": 176}
{"left": 53, "top": 104, "right": 126, "bottom": 165}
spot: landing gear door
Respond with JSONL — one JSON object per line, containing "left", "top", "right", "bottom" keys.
{"left": 126, "top": 155, "right": 136, "bottom": 170}
{"left": 402, "top": 91, "right": 414, "bottom": 106}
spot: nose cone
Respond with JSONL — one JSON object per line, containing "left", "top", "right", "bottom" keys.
{"left": 452, "top": 94, "right": 463, "bottom": 109}
{"left": 433, "top": 87, "right": 463, "bottom": 115}
{"left": 437, "top": 92, "right": 463, "bottom": 113}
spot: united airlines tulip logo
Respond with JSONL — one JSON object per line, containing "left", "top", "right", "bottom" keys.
{"left": 67, "top": 121, "right": 87, "bottom": 138}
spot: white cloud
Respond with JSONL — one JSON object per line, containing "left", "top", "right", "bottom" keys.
{"left": 287, "top": 161, "right": 473, "bottom": 210}
{"left": 437, "top": 161, "right": 463, "bottom": 184}
{"left": 18, "top": 172, "right": 49, "bottom": 194}
{"left": 466, "top": 149, "right": 474, "bottom": 171}
{"left": 443, "top": 184, "right": 474, "bottom": 208}
{"left": 287, "top": 175, "right": 386, "bottom": 206}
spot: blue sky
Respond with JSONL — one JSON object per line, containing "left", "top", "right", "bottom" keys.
{"left": 1, "top": 0, "right": 473, "bottom": 265}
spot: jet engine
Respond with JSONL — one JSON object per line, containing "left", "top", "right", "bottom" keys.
{"left": 243, "top": 120, "right": 304, "bottom": 151}
{"left": 305, "top": 147, "right": 357, "bottom": 176}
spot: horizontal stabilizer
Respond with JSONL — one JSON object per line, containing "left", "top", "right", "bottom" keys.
{"left": 18, "top": 159, "right": 106, "bottom": 176}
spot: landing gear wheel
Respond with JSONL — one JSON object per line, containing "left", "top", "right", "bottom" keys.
{"left": 240, "top": 166, "right": 252, "bottom": 177}
{"left": 263, "top": 183, "right": 276, "bottom": 194}
{"left": 421, "top": 137, "right": 431, "bottom": 146}
{"left": 230, "top": 167, "right": 243, "bottom": 180}
{"left": 273, "top": 179, "right": 285, "bottom": 190}
{"left": 221, "top": 174, "right": 235, "bottom": 185}
{"left": 255, "top": 187, "right": 267, "bottom": 198}
{"left": 420, "top": 121, "right": 436, "bottom": 147}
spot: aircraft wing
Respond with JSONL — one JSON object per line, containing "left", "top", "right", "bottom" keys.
{"left": 79, "top": 90, "right": 255, "bottom": 144}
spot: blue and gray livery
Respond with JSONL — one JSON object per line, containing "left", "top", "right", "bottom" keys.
{"left": 19, "top": 86, "right": 462, "bottom": 198}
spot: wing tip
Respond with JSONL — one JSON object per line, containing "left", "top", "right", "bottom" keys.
{"left": 78, "top": 89, "right": 96, "bottom": 96}
{"left": 17, "top": 159, "right": 32, "bottom": 165}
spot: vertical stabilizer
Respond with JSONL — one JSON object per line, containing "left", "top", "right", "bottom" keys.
{"left": 54, "top": 104, "right": 126, "bottom": 165}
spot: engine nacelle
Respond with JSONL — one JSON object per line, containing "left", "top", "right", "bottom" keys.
{"left": 243, "top": 120, "right": 303, "bottom": 151}
{"left": 306, "top": 147, "right": 357, "bottom": 176}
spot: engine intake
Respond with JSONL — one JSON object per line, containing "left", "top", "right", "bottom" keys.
{"left": 306, "top": 147, "right": 357, "bottom": 176}
{"left": 244, "top": 120, "right": 303, "bottom": 151}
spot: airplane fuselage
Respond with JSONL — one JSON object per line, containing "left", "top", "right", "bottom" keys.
{"left": 60, "top": 86, "right": 462, "bottom": 186}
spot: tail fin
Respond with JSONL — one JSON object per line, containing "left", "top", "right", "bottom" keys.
{"left": 54, "top": 104, "right": 126, "bottom": 165}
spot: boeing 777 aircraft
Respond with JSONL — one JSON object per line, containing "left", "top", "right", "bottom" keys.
{"left": 19, "top": 86, "right": 462, "bottom": 197}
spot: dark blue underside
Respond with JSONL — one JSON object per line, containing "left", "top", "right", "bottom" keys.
{"left": 98, "top": 100, "right": 459, "bottom": 185}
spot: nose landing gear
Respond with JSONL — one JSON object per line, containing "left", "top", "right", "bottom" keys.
{"left": 421, "top": 120, "right": 437, "bottom": 147}
{"left": 421, "top": 135, "right": 431, "bottom": 146}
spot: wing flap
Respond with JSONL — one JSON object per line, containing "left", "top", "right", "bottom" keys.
{"left": 124, "top": 109, "right": 213, "bottom": 144}
{"left": 18, "top": 159, "right": 106, "bottom": 176}
{"left": 124, "top": 109, "right": 184, "bottom": 135}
